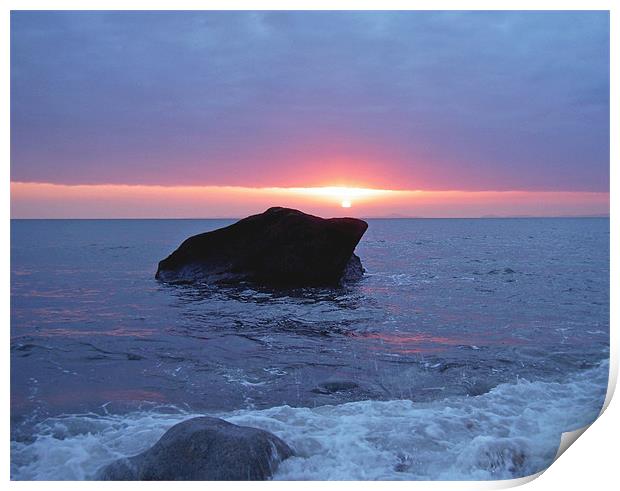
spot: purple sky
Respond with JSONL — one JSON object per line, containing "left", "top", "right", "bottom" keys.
{"left": 11, "top": 11, "right": 609, "bottom": 192}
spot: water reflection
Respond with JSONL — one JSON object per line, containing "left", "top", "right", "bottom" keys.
{"left": 10, "top": 218, "right": 610, "bottom": 421}
{"left": 161, "top": 279, "right": 376, "bottom": 311}
{"left": 350, "top": 332, "right": 473, "bottom": 354}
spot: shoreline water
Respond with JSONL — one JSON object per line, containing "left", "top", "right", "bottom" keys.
{"left": 11, "top": 358, "right": 608, "bottom": 481}
{"left": 10, "top": 218, "right": 610, "bottom": 480}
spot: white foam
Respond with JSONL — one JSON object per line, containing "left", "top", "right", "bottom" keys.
{"left": 11, "top": 361, "right": 608, "bottom": 481}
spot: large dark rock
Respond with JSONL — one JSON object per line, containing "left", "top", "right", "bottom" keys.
{"left": 97, "top": 416, "right": 293, "bottom": 481}
{"left": 156, "top": 207, "right": 368, "bottom": 286}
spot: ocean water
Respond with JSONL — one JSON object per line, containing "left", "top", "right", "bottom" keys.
{"left": 10, "top": 218, "right": 610, "bottom": 480}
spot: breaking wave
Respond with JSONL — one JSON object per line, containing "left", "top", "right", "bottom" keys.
{"left": 11, "top": 360, "right": 608, "bottom": 481}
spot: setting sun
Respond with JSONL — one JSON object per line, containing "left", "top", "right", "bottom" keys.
{"left": 289, "top": 186, "right": 392, "bottom": 209}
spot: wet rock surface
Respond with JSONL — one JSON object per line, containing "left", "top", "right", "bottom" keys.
{"left": 156, "top": 207, "right": 368, "bottom": 287}
{"left": 97, "top": 416, "right": 293, "bottom": 481}
{"left": 312, "top": 380, "right": 360, "bottom": 394}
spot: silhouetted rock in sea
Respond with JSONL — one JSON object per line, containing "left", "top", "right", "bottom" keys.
{"left": 97, "top": 417, "right": 293, "bottom": 481}
{"left": 156, "top": 207, "right": 368, "bottom": 286}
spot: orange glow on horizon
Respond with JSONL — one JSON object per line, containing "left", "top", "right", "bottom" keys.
{"left": 10, "top": 181, "right": 610, "bottom": 219}
{"left": 289, "top": 186, "right": 394, "bottom": 208}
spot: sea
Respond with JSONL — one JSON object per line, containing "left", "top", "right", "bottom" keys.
{"left": 10, "top": 217, "right": 610, "bottom": 480}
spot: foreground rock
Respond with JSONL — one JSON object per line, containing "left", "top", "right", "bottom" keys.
{"left": 156, "top": 207, "right": 368, "bottom": 286}
{"left": 97, "top": 417, "right": 293, "bottom": 481}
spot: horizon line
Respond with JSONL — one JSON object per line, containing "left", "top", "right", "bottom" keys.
{"left": 11, "top": 182, "right": 609, "bottom": 219}
{"left": 10, "top": 214, "right": 610, "bottom": 220}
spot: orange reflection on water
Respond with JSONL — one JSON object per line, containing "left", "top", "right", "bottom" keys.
{"left": 353, "top": 330, "right": 528, "bottom": 354}
{"left": 351, "top": 331, "right": 471, "bottom": 355}
{"left": 34, "top": 327, "right": 157, "bottom": 338}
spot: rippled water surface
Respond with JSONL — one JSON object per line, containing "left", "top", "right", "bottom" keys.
{"left": 10, "top": 218, "right": 609, "bottom": 480}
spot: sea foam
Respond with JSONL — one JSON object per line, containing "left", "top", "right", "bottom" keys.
{"left": 11, "top": 359, "right": 608, "bottom": 481}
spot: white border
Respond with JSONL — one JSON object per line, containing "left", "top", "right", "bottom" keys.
{"left": 3, "top": 2, "right": 616, "bottom": 490}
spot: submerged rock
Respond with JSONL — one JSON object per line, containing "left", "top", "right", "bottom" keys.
{"left": 156, "top": 207, "right": 368, "bottom": 287}
{"left": 97, "top": 416, "right": 293, "bottom": 481}
{"left": 311, "top": 380, "right": 360, "bottom": 394}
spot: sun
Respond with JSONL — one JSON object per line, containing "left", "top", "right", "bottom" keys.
{"left": 289, "top": 185, "right": 392, "bottom": 209}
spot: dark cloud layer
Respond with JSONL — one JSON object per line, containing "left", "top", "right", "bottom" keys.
{"left": 11, "top": 11, "right": 609, "bottom": 191}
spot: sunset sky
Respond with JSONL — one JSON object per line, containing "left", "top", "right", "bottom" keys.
{"left": 10, "top": 11, "right": 610, "bottom": 218}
